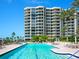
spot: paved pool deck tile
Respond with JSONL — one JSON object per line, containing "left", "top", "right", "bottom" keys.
{"left": 51, "top": 43, "right": 79, "bottom": 58}
{"left": 0, "top": 44, "right": 24, "bottom": 55}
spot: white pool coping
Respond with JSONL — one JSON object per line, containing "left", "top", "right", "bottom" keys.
{"left": 51, "top": 43, "right": 79, "bottom": 58}
{"left": 44, "top": 42, "right": 79, "bottom": 58}
{"left": 0, "top": 43, "right": 26, "bottom": 55}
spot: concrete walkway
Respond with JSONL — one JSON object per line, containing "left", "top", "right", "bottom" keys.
{"left": 0, "top": 44, "right": 24, "bottom": 55}
{"left": 51, "top": 42, "right": 79, "bottom": 59}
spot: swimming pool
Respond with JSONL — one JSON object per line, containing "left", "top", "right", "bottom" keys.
{"left": 0, "top": 43, "right": 67, "bottom": 59}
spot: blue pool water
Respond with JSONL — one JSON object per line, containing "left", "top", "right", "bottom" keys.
{"left": 0, "top": 44, "right": 67, "bottom": 59}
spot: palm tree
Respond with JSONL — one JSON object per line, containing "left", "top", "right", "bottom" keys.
{"left": 41, "top": 35, "right": 48, "bottom": 42}
{"left": 61, "top": 25, "right": 68, "bottom": 41}
{"left": 72, "top": 0, "right": 79, "bottom": 8}
{"left": 77, "top": 26, "right": 79, "bottom": 35}
{"left": 17, "top": 36, "right": 20, "bottom": 40}
{"left": 72, "top": 0, "right": 79, "bottom": 43}
{"left": 32, "top": 36, "right": 39, "bottom": 42}
{"left": 67, "top": 8, "right": 76, "bottom": 19}
{"left": 66, "top": 8, "right": 76, "bottom": 42}
{"left": 12, "top": 32, "right": 16, "bottom": 41}
{"left": 60, "top": 8, "right": 76, "bottom": 42}
{"left": 60, "top": 9, "right": 69, "bottom": 42}
{"left": 76, "top": 26, "right": 79, "bottom": 43}
{"left": 60, "top": 9, "right": 66, "bottom": 40}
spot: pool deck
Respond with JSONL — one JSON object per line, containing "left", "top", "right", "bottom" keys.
{"left": 0, "top": 43, "right": 25, "bottom": 55}
{"left": 0, "top": 42, "right": 79, "bottom": 58}
{"left": 48, "top": 42, "right": 79, "bottom": 58}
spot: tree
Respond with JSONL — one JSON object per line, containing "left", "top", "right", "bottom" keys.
{"left": 17, "top": 36, "right": 20, "bottom": 40}
{"left": 49, "top": 38, "right": 56, "bottom": 42}
{"left": 6, "top": 37, "right": 9, "bottom": 40}
{"left": 40, "top": 35, "right": 48, "bottom": 42}
{"left": 32, "top": 35, "right": 48, "bottom": 42}
{"left": 60, "top": 8, "right": 76, "bottom": 42}
{"left": 72, "top": 0, "right": 79, "bottom": 8}
{"left": 4, "top": 37, "right": 11, "bottom": 44}
{"left": 60, "top": 36, "right": 66, "bottom": 42}
{"left": 60, "top": 9, "right": 69, "bottom": 42}
{"left": 32, "top": 36, "right": 39, "bottom": 42}
{"left": 61, "top": 25, "right": 69, "bottom": 41}
{"left": 66, "top": 8, "right": 76, "bottom": 42}
{"left": 60, "top": 9, "right": 66, "bottom": 20}
{"left": 61, "top": 25, "right": 67, "bottom": 36}
{"left": 12, "top": 32, "right": 16, "bottom": 41}
{"left": 68, "top": 35, "right": 75, "bottom": 43}
{"left": 12, "top": 32, "right": 15, "bottom": 37}
{"left": 75, "top": 26, "right": 79, "bottom": 43}
{"left": 38, "top": 36, "right": 42, "bottom": 42}
{"left": 72, "top": 0, "right": 79, "bottom": 43}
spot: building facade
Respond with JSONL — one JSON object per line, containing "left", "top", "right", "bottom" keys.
{"left": 24, "top": 6, "right": 79, "bottom": 40}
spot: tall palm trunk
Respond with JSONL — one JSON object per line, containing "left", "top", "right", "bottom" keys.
{"left": 65, "top": 18, "right": 69, "bottom": 42}
{"left": 74, "top": 12, "right": 77, "bottom": 44}
{"left": 67, "top": 21, "right": 69, "bottom": 42}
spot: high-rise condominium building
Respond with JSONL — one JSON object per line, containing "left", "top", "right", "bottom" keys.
{"left": 24, "top": 6, "right": 79, "bottom": 40}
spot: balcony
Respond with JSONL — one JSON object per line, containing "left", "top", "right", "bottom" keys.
{"left": 52, "top": 23, "right": 60, "bottom": 25}
{"left": 36, "top": 10, "right": 44, "bottom": 12}
{"left": 51, "top": 26, "right": 60, "bottom": 27}
{"left": 52, "top": 10, "right": 60, "bottom": 13}
{"left": 36, "top": 12, "right": 43, "bottom": 14}
{"left": 51, "top": 19, "right": 60, "bottom": 22}
{"left": 52, "top": 13, "right": 60, "bottom": 16}
{"left": 51, "top": 29, "right": 60, "bottom": 31}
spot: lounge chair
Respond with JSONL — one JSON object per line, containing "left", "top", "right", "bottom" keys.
{"left": 66, "top": 44, "right": 79, "bottom": 49}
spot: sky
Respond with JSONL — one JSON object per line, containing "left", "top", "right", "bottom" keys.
{"left": 0, "top": 0, "right": 74, "bottom": 37}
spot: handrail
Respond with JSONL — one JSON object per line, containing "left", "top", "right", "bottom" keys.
{"left": 67, "top": 50, "right": 79, "bottom": 59}
{"left": 51, "top": 50, "right": 79, "bottom": 59}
